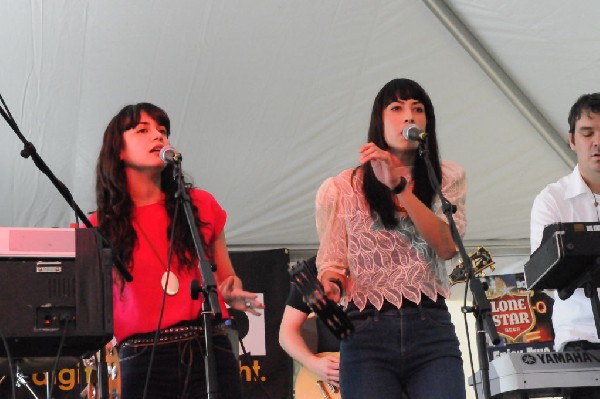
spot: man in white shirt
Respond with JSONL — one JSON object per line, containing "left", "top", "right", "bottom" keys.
{"left": 530, "top": 92, "right": 600, "bottom": 398}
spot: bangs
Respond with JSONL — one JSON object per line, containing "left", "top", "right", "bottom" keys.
{"left": 118, "top": 103, "right": 171, "bottom": 136}
{"left": 380, "top": 81, "right": 428, "bottom": 108}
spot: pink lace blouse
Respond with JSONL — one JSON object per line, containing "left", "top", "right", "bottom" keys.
{"left": 315, "top": 160, "right": 467, "bottom": 311}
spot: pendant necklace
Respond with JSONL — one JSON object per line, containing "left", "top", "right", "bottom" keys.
{"left": 134, "top": 220, "right": 179, "bottom": 295}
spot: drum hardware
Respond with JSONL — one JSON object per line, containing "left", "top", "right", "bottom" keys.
{"left": 1, "top": 366, "right": 41, "bottom": 399}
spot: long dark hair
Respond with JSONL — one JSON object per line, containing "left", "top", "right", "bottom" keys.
{"left": 95, "top": 103, "right": 206, "bottom": 282}
{"left": 361, "top": 79, "right": 442, "bottom": 229}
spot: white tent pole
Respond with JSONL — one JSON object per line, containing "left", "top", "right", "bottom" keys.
{"left": 423, "top": 0, "right": 576, "bottom": 169}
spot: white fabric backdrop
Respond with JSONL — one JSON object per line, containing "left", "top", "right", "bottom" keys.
{"left": 1, "top": 1, "right": 597, "bottom": 257}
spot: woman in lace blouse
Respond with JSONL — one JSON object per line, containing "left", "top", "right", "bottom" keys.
{"left": 316, "top": 78, "right": 467, "bottom": 399}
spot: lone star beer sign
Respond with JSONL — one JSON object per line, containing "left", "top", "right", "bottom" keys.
{"left": 488, "top": 291, "right": 536, "bottom": 342}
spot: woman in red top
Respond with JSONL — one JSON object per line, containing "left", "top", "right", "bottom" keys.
{"left": 93, "top": 102, "right": 262, "bottom": 399}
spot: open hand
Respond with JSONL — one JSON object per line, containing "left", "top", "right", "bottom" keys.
{"left": 219, "top": 276, "right": 265, "bottom": 316}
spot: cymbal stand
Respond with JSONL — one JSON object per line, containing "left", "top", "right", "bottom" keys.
{"left": 15, "top": 366, "right": 39, "bottom": 399}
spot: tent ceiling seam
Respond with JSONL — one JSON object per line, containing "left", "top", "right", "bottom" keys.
{"left": 422, "top": 0, "right": 575, "bottom": 169}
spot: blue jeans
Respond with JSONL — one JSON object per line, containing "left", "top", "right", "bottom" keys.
{"left": 340, "top": 303, "right": 465, "bottom": 399}
{"left": 119, "top": 334, "right": 242, "bottom": 399}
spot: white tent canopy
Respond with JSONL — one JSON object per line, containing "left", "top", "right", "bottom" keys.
{"left": 1, "top": 0, "right": 597, "bottom": 259}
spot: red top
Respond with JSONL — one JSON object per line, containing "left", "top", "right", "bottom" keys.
{"left": 90, "top": 189, "right": 229, "bottom": 343}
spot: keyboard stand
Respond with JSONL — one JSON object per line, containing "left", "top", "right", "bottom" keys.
{"left": 556, "top": 265, "right": 600, "bottom": 340}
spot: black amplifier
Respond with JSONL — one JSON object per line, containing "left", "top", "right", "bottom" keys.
{"left": 0, "top": 228, "right": 113, "bottom": 370}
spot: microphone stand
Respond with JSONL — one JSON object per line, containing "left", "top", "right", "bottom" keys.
{"left": 171, "top": 159, "right": 221, "bottom": 399}
{"left": 417, "top": 138, "right": 499, "bottom": 399}
{"left": 0, "top": 95, "right": 132, "bottom": 283}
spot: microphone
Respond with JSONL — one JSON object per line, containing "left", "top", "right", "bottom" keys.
{"left": 159, "top": 145, "right": 182, "bottom": 164}
{"left": 402, "top": 124, "right": 428, "bottom": 141}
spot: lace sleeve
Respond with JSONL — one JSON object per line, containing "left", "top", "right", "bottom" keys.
{"left": 435, "top": 160, "right": 467, "bottom": 238}
{"left": 315, "top": 176, "right": 349, "bottom": 279}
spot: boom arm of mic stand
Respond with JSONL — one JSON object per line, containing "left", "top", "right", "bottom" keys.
{"left": 418, "top": 140, "right": 498, "bottom": 399}
{"left": 173, "top": 161, "right": 220, "bottom": 398}
{"left": 173, "top": 165, "right": 222, "bottom": 320}
{"left": 0, "top": 102, "right": 132, "bottom": 282}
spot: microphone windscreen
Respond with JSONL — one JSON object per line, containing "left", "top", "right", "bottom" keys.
{"left": 159, "top": 145, "right": 178, "bottom": 164}
{"left": 227, "top": 308, "right": 250, "bottom": 339}
{"left": 402, "top": 124, "right": 421, "bottom": 140}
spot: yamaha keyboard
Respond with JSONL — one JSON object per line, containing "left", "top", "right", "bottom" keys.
{"left": 469, "top": 350, "right": 600, "bottom": 398}
{"left": 524, "top": 222, "right": 600, "bottom": 291}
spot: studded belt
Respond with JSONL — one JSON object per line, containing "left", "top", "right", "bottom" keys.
{"left": 119, "top": 322, "right": 227, "bottom": 348}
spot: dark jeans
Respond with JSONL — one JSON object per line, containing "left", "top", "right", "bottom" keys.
{"left": 340, "top": 302, "right": 465, "bottom": 399}
{"left": 119, "top": 334, "right": 242, "bottom": 399}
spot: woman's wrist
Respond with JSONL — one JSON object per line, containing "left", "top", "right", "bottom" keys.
{"left": 391, "top": 176, "right": 408, "bottom": 194}
{"left": 327, "top": 277, "right": 345, "bottom": 298}
{"left": 232, "top": 275, "right": 243, "bottom": 288}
